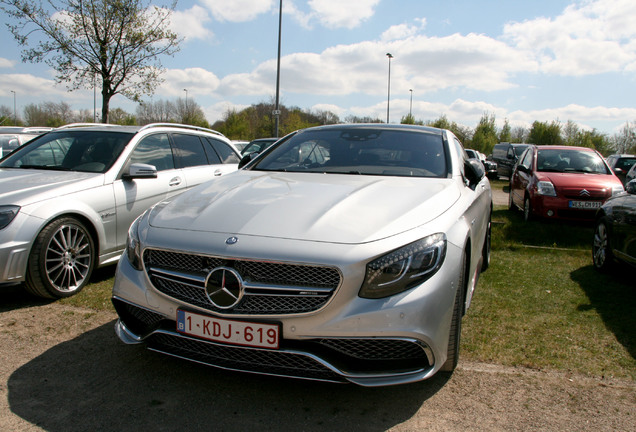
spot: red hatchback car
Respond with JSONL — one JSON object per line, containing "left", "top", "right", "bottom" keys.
{"left": 509, "top": 145, "right": 624, "bottom": 222}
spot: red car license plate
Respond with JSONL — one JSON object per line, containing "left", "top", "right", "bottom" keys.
{"left": 177, "top": 309, "right": 279, "bottom": 349}
{"left": 569, "top": 200, "right": 602, "bottom": 209}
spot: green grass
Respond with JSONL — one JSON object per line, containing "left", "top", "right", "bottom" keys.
{"left": 61, "top": 180, "right": 636, "bottom": 379}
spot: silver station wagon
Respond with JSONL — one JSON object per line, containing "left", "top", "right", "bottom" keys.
{"left": 0, "top": 123, "right": 239, "bottom": 298}
{"left": 112, "top": 124, "right": 492, "bottom": 386}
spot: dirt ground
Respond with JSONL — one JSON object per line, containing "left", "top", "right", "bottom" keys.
{"left": 1, "top": 186, "right": 634, "bottom": 431}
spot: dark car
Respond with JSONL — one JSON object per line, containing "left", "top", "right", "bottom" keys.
{"left": 241, "top": 137, "right": 278, "bottom": 155}
{"left": 605, "top": 154, "right": 636, "bottom": 186}
{"left": 509, "top": 145, "right": 624, "bottom": 222}
{"left": 593, "top": 179, "right": 636, "bottom": 271}
{"left": 492, "top": 142, "right": 530, "bottom": 179}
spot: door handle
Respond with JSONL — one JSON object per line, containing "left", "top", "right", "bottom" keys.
{"left": 169, "top": 177, "right": 182, "bottom": 186}
{"left": 214, "top": 169, "right": 223, "bottom": 176}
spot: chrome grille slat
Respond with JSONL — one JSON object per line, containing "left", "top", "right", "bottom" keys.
{"left": 144, "top": 249, "right": 341, "bottom": 315}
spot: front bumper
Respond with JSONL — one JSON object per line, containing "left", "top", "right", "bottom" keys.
{"left": 111, "top": 238, "right": 463, "bottom": 386}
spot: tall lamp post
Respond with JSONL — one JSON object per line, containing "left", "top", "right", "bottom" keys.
{"left": 10, "top": 90, "right": 16, "bottom": 125}
{"left": 409, "top": 89, "right": 413, "bottom": 117}
{"left": 274, "top": 0, "right": 283, "bottom": 137}
{"left": 386, "top": 53, "right": 393, "bottom": 123}
{"left": 183, "top": 88, "right": 188, "bottom": 111}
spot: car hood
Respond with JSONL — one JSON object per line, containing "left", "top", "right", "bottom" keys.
{"left": 149, "top": 171, "right": 460, "bottom": 244}
{"left": 537, "top": 172, "right": 622, "bottom": 189}
{"left": 0, "top": 168, "right": 103, "bottom": 206}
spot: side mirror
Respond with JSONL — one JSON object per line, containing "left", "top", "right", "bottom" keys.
{"left": 465, "top": 159, "right": 485, "bottom": 188}
{"left": 626, "top": 179, "right": 636, "bottom": 194}
{"left": 238, "top": 152, "right": 259, "bottom": 169}
{"left": 123, "top": 163, "right": 157, "bottom": 179}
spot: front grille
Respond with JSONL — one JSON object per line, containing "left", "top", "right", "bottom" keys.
{"left": 143, "top": 249, "right": 341, "bottom": 315}
{"left": 318, "top": 338, "right": 428, "bottom": 361}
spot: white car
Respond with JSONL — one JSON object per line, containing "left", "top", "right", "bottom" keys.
{"left": 0, "top": 123, "right": 239, "bottom": 298}
{"left": 112, "top": 124, "right": 492, "bottom": 386}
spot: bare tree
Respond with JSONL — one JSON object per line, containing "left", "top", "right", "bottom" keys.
{"left": 1, "top": 0, "right": 182, "bottom": 123}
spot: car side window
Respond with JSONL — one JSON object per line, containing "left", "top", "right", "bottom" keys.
{"left": 171, "top": 133, "right": 208, "bottom": 168}
{"left": 129, "top": 133, "right": 175, "bottom": 172}
{"left": 520, "top": 148, "right": 532, "bottom": 169}
{"left": 453, "top": 137, "right": 466, "bottom": 176}
{"left": 206, "top": 138, "right": 241, "bottom": 164}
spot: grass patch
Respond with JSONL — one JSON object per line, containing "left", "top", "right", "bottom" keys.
{"left": 60, "top": 183, "right": 636, "bottom": 379}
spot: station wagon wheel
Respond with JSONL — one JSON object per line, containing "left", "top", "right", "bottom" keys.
{"left": 592, "top": 217, "right": 613, "bottom": 272}
{"left": 440, "top": 250, "right": 467, "bottom": 373}
{"left": 25, "top": 217, "right": 95, "bottom": 299}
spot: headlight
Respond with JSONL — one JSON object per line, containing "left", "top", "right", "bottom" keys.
{"left": 537, "top": 181, "right": 556, "bottom": 196}
{"left": 611, "top": 184, "right": 624, "bottom": 196}
{"left": 359, "top": 233, "right": 446, "bottom": 299}
{"left": 126, "top": 215, "right": 143, "bottom": 271}
{"left": 0, "top": 205, "right": 20, "bottom": 230}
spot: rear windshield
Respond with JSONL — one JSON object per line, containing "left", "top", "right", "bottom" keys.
{"left": 252, "top": 128, "right": 447, "bottom": 178}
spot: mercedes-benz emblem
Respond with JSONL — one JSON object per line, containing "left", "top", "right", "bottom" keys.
{"left": 205, "top": 267, "right": 243, "bottom": 309}
{"left": 226, "top": 236, "right": 239, "bottom": 245}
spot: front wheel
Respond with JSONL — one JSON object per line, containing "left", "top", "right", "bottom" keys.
{"left": 25, "top": 217, "right": 95, "bottom": 299}
{"left": 523, "top": 196, "right": 533, "bottom": 222}
{"left": 440, "top": 251, "right": 467, "bottom": 373}
{"left": 592, "top": 217, "right": 613, "bottom": 272}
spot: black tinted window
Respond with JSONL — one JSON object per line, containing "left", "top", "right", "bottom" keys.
{"left": 129, "top": 133, "right": 174, "bottom": 171}
{"left": 206, "top": 138, "right": 240, "bottom": 164}
{"left": 172, "top": 134, "right": 208, "bottom": 168}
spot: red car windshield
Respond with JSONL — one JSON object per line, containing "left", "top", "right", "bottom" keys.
{"left": 536, "top": 149, "right": 609, "bottom": 174}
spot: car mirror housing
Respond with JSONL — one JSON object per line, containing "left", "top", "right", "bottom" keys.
{"left": 238, "top": 152, "right": 259, "bottom": 169}
{"left": 626, "top": 179, "right": 636, "bottom": 194}
{"left": 465, "top": 159, "right": 485, "bottom": 187}
{"left": 124, "top": 163, "right": 157, "bottom": 179}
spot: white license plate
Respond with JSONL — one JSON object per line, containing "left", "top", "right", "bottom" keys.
{"left": 569, "top": 200, "right": 602, "bottom": 209}
{"left": 177, "top": 309, "right": 280, "bottom": 349}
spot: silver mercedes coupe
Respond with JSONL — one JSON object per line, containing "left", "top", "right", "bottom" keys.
{"left": 112, "top": 124, "right": 492, "bottom": 386}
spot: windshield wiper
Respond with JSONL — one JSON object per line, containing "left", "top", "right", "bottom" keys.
{"left": 17, "top": 165, "right": 71, "bottom": 171}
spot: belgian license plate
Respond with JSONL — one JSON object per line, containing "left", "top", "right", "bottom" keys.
{"left": 569, "top": 200, "right": 602, "bottom": 209}
{"left": 177, "top": 309, "right": 279, "bottom": 349}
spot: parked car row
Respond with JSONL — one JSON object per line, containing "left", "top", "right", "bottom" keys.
{"left": 0, "top": 126, "right": 52, "bottom": 157}
{"left": 465, "top": 148, "right": 497, "bottom": 179}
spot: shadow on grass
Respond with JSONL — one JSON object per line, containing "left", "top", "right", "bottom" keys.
{"left": 492, "top": 208, "right": 594, "bottom": 250}
{"left": 8, "top": 322, "right": 450, "bottom": 431}
{"left": 571, "top": 264, "right": 635, "bottom": 360}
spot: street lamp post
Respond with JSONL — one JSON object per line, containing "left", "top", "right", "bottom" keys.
{"left": 274, "top": 0, "right": 283, "bottom": 137}
{"left": 183, "top": 88, "right": 188, "bottom": 111}
{"left": 10, "top": 90, "right": 16, "bottom": 125}
{"left": 386, "top": 53, "right": 393, "bottom": 123}
{"left": 409, "top": 89, "right": 413, "bottom": 117}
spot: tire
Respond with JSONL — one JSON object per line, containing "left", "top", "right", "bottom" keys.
{"left": 440, "top": 250, "right": 467, "bottom": 373}
{"left": 523, "top": 196, "right": 533, "bottom": 222}
{"left": 481, "top": 214, "right": 491, "bottom": 272}
{"left": 25, "top": 217, "right": 95, "bottom": 299}
{"left": 508, "top": 184, "right": 515, "bottom": 211}
{"left": 592, "top": 217, "right": 613, "bottom": 272}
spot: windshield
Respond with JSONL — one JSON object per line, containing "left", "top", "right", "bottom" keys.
{"left": 251, "top": 128, "right": 447, "bottom": 178}
{"left": 536, "top": 148, "right": 609, "bottom": 174}
{"left": 0, "top": 130, "right": 135, "bottom": 173}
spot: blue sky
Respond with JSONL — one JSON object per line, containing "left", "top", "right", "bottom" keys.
{"left": 1, "top": 0, "right": 636, "bottom": 136}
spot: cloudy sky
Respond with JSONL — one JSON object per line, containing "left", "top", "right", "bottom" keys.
{"left": 1, "top": 0, "right": 636, "bottom": 135}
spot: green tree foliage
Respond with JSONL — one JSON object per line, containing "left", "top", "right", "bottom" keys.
{"left": 344, "top": 115, "right": 383, "bottom": 124}
{"left": 1, "top": 0, "right": 181, "bottom": 123}
{"left": 471, "top": 113, "right": 498, "bottom": 154}
{"left": 611, "top": 121, "right": 636, "bottom": 154}
{"left": 528, "top": 120, "right": 564, "bottom": 146}
{"left": 499, "top": 119, "right": 512, "bottom": 143}
{"left": 24, "top": 101, "right": 75, "bottom": 127}
{"left": 109, "top": 108, "right": 136, "bottom": 125}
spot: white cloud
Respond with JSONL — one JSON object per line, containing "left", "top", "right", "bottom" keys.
{"left": 381, "top": 24, "right": 419, "bottom": 42}
{"left": 308, "top": 0, "right": 379, "bottom": 29}
{"left": 0, "top": 58, "right": 16, "bottom": 68}
{"left": 170, "top": 6, "right": 214, "bottom": 40}
{"left": 503, "top": 0, "right": 636, "bottom": 76}
{"left": 157, "top": 68, "right": 221, "bottom": 98}
{"left": 201, "top": 0, "right": 274, "bottom": 22}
